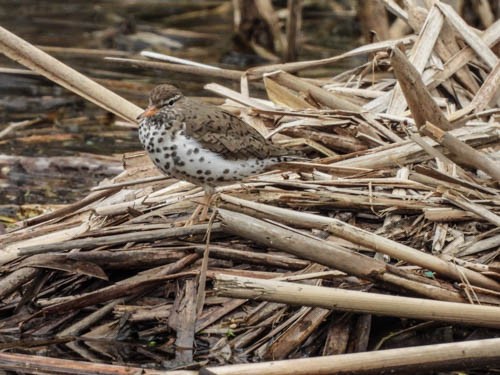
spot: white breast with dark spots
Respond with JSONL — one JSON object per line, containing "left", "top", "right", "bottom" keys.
{"left": 139, "top": 124, "right": 279, "bottom": 187}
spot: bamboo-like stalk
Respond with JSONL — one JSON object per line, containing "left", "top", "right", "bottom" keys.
{"left": 202, "top": 336, "right": 500, "bottom": 375}
{"left": 428, "top": 19, "right": 500, "bottom": 90}
{"left": 387, "top": 5, "right": 444, "bottom": 115}
{"left": 40, "top": 255, "right": 199, "bottom": 315}
{"left": 219, "top": 195, "right": 500, "bottom": 292}
{"left": 217, "top": 209, "right": 386, "bottom": 277}
{"left": 0, "top": 351, "right": 194, "bottom": 375}
{"left": 56, "top": 299, "right": 124, "bottom": 337}
{"left": 217, "top": 208, "right": 468, "bottom": 302}
{"left": 106, "top": 57, "right": 243, "bottom": 81}
{"left": 265, "top": 70, "right": 360, "bottom": 112}
{"left": 0, "top": 26, "right": 142, "bottom": 123}
{"left": 0, "top": 268, "right": 39, "bottom": 300}
{"left": 413, "top": 4, "right": 479, "bottom": 94}
{"left": 18, "top": 223, "right": 221, "bottom": 256}
{"left": 333, "top": 124, "right": 498, "bottom": 169}
{"left": 442, "top": 191, "right": 500, "bottom": 227}
{"left": 214, "top": 274, "right": 500, "bottom": 327}
{"left": 421, "top": 121, "right": 500, "bottom": 181}
{"left": 436, "top": 2, "right": 497, "bottom": 69}
{"left": 264, "top": 70, "right": 402, "bottom": 142}
{"left": 23, "top": 188, "right": 120, "bottom": 227}
{"left": 245, "top": 36, "right": 415, "bottom": 77}
{"left": 390, "top": 47, "right": 454, "bottom": 130}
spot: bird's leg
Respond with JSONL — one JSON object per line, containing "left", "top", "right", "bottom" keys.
{"left": 185, "top": 186, "right": 215, "bottom": 226}
{"left": 198, "top": 191, "right": 212, "bottom": 222}
{"left": 185, "top": 203, "right": 204, "bottom": 226}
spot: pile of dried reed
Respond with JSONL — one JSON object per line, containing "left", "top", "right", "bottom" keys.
{"left": 0, "top": 1, "right": 499, "bottom": 374}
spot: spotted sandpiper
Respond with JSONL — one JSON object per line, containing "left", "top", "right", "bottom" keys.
{"left": 137, "top": 84, "right": 294, "bottom": 220}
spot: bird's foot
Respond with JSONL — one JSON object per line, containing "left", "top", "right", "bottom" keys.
{"left": 184, "top": 193, "right": 214, "bottom": 226}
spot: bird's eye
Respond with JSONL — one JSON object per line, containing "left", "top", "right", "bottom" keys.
{"left": 165, "top": 95, "right": 180, "bottom": 106}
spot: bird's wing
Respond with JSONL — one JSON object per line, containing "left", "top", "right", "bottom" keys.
{"left": 184, "top": 100, "right": 286, "bottom": 160}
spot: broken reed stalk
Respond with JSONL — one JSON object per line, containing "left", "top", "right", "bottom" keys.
{"left": 407, "top": 131, "right": 468, "bottom": 177}
{"left": 265, "top": 70, "right": 360, "bottom": 112}
{"left": 202, "top": 337, "right": 500, "bottom": 375}
{"left": 60, "top": 300, "right": 125, "bottom": 337}
{"left": 106, "top": 57, "right": 244, "bottom": 81}
{"left": 390, "top": 46, "right": 454, "bottom": 130}
{"left": 0, "top": 268, "right": 39, "bottom": 300}
{"left": 245, "top": 35, "right": 415, "bottom": 77}
{"left": 421, "top": 121, "right": 500, "bottom": 181}
{"left": 435, "top": 2, "right": 497, "bottom": 69}
{"left": 214, "top": 274, "right": 500, "bottom": 328}
{"left": 18, "top": 223, "right": 221, "bottom": 256}
{"left": 217, "top": 208, "right": 465, "bottom": 302}
{"left": 428, "top": 19, "right": 500, "bottom": 91}
{"left": 218, "top": 197, "right": 500, "bottom": 293}
{"left": 264, "top": 70, "right": 403, "bottom": 142}
{"left": 39, "top": 254, "right": 200, "bottom": 315}
{"left": 387, "top": 5, "right": 444, "bottom": 115}
{"left": 462, "top": 60, "right": 500, "bottom": 115}
{"left": 23, "top": 188, "right": 120, "bottom": 227}
{"left": 0, "top": 351, "right": 195, "bottom": 375}
{"left": 0, "top": 26, "right": 142, "bottom": 123}
{"left": 332, "top": 125, "right": 497, "bottom": 169}
{"left": 442, "top": 191, "right": 500, "bottom": 227}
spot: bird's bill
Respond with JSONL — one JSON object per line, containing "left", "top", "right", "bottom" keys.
{"left": 137, "top": 105, "right": 159, "bottom": 120}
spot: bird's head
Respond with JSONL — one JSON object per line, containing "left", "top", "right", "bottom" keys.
{"left": 137, "top": 84, "right": 183, "bottom": 121}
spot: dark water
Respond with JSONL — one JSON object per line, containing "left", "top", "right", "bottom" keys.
{"left": 0, "top": 1, "right": 360, "bottom": 215}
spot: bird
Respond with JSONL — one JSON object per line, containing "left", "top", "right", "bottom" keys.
{"left": 137, "top": 84, "right": 295, "bottom": 221}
